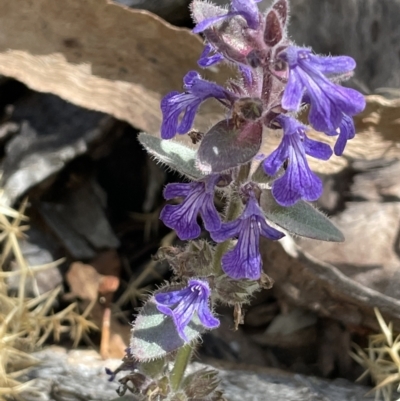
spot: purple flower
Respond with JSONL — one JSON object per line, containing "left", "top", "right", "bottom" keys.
{"left": 211, "top": 194, "right": 284, "bottom": 280}
{"left": 279, "top": 46, "right": 365, "bottom": 133}
{"left": 325, "top": 113, "right": 355, "bottom": 156}
{"left": 155, "top": 279, "right": 219, "bottom": 342}
{"left": 105, "top": 367, "right": 116, "bottom": 382}
{"left": 263, "top": 115, "right": 332, "bottom": 206}
{"left": 198, "top": 44, "right": 225, "bottom": 68}
{"left": 161, "top": 71, "right": 235, "bottom": 139}
{"left": 160, "top": 175, "right": 221, "bottom": 240}
{"left": 193, "top": 0, "right": 262, "bottom": 33}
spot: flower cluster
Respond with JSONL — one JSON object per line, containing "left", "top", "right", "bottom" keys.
{"left": 154, "top": 0, "right": 365, "bottom": 341}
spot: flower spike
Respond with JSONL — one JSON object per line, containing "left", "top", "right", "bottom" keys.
{"left": 263, "top": 114, "right": 332, "bottom": 206}
{"left": 155, "top": 279, "right": 219, "bottom": 342}
{"left": 211, "top": 192, "right": 284, "bottom": 280}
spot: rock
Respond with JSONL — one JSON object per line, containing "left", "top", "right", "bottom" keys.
{"left": 1, "top": 93, "right": 115, "bottom": 205}
{"left": 38, "top": 179, "right": 120, "bottom": 260}
{"left": 7, "top": 225, "right": 64, "bottom": 297}
{"left": 113, "top": 0, "right": 190, "bottom": 24}
{"left": 19, "top": 347, "right": 374, "bottom": 401}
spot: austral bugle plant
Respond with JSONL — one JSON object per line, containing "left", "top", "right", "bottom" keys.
{"left": 109, "top": 0, "right": 366, "bottom": 399}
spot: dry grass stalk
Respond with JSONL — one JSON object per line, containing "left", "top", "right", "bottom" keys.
{"left": 352, "top": 308, "right": 400, "bottom": 401}
{"left": 0, "top": 194, "right": 98, "bottom": 400}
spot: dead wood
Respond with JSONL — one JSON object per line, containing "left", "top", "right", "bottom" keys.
{"left": 0, "top": 0, "right": 230, "bottom": 137}
{"left": 263, "top": 236, "right": 400, "bottom": 332}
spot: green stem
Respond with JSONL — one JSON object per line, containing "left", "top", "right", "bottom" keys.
{"left": 170, "top": 344, "right": 193, "bottom": 391}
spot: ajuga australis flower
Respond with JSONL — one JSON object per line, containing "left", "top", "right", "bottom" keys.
{"left": 263, "top": 114, "right": 332, "bottom": 206}
{"left": 326, "top": 113, "right": 356, "bottom": 156}
{"left": 279, "top": 46, "right": 366, "bottom": 133}
{"left": 155, "top": 279, "right": 219, "bottom": 342}
{"left": 211, "top": 191, "right": 284, "bottom": 280}
{"left": 160, "top": 175, "right": 221, "bottom": 240}
{"left": 161, "top": 71, "right": 235, "bottom": 139}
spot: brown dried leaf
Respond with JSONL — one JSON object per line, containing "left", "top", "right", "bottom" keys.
{"left": 262, "top": 237, "right": 400, "bottom": 332}
{"left": 0, "top": 0, "right": 230, "bottom": 135}
{"left": 66, "top": 262, "right": 100, "bottom": 302}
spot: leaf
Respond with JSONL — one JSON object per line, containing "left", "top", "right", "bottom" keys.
{"left": 196, "top": 119, "right": 262, "bottom": 173}
{"left": 130, "top": 296, "right": 204, "bottom": 362}
{"left": 191, "top": 0, "right": 254, "bottom": 64}
{"left": 138, "top": 132, "right": 203, "bottom": 179}
{"left": 260, "top": 190, "right": 345, "bottom": 242}
{"left": 264, "top": 10, "right": 283, "bottom": 47}
{"left": 0, "top": 0, "right": 231, "bottom": 136}
{"left": 272, "top": 0, "right": 289, "bottom": 27}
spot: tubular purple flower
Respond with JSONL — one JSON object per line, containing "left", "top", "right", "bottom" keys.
{"left": 161, "top": 71, "right": 235, "bottom": 139}
{"left": 279, "top": 46, "right": 366, "bottom": 133}
{"left": 198, "top": 44, "right": 225, "bottom": 68}
{"left": 326, "top": 113, "right": 355, "bottom": 156}
{"left": 155, "top": 279, "right": 219, "bottom": 342}
{"left": 210, "top": 193, "right": 284, "bottom": 280}
{"left": 263, "top": 114, "right": 332, "bottom": 206}
{"left": 160, "top": 175, "right": 221, "bottom": 240}
{"left": 193, "top": 0, "right": 262, "bottom": 33}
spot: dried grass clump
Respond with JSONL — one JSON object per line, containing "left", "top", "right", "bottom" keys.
{"left": 0, "top": 197, "right": 97, "bottom": 400}
{"left": 352, "top": 308, "right": 400, "bottom": 401}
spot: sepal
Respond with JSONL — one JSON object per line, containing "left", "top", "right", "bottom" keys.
{"left": 214, "top": 275, "right": 260, "bottom": 305}
{"left": 260, "top": 190, "right": 345, "bottom": 242}
{"left": 138, "top": 132, "right": 203, "bottom": 180}
{"left": 182, "top": 368, "right": 221, "bottom": 399}
{"left": 154, "top": 240, "right": 214, "bottom": 278}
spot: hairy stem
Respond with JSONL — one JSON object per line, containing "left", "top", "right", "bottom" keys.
{"left": 170, "top": 344, "right": 193, "bottom": 391}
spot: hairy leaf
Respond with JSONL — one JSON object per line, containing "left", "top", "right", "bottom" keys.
{"left": 138, "top": 132, "right": 203, "bottom": 179}
{"left": 264, "top": 10, "right": 283, "bottom": 47}
{"left": 197, "top": 119, "right": 262, "bottom": 173}
{"left": 272, "top": 0, "right": 289, "bottom": 27}
{"left": 130, "top": 296, "right": 204, "bottom": 361}
{"left": 261, "top": 190, "right": 345, "bottom": 242}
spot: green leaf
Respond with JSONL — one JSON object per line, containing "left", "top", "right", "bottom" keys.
{"left": 130, "top": 296, "right": 204, "bottom": 362}
{"left": 138, "top": 132, "right": 203, "bottom": 180}
{"left": 260, "top": 191, "right": 345, "bottom": 242}
{"left": 196, "top": 119, "right": 262, "bottom": 173}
